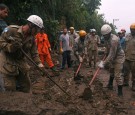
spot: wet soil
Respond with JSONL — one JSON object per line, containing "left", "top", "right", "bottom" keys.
{"left": 0, "top": 53, "right": 134, "bottom": 115}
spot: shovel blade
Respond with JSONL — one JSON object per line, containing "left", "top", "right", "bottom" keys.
{"left": 81, "top": 87, "right": 93, "bottom": 100}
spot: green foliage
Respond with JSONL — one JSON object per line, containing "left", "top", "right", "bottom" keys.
{"left": 2, "top": 0, "right": 116, "bottom": 45}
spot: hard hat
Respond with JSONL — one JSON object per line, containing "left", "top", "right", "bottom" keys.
{"left": 79, "top": 30, "right": 86, "bottom": 37}
{"left": 130, "top": 23, "right": 135, "bottom": 29}
{"left": 101, "top": 24, "right": 112, "bottom": 35}
{"left": 70, "top": 27, "right": 74, "bottom": 30}
{"left": 118, "top": 31, "right": 122, "bottom": 34}
{"left": 27, "top": 15, "right": 43, "bottom": 28}
{"left": 91, "top": 29, "right": 96, "bottom": 32}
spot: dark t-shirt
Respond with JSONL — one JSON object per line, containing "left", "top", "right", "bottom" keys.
{"left": 0, "top": 19, "right": 8, "bottom": 35}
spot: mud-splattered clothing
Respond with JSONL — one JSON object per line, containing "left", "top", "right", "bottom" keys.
{"left": 104, "top": 34, "right": 125, "bottom": 85}
{"left": 0, "top": 25, "right": 41, "bottom": 92}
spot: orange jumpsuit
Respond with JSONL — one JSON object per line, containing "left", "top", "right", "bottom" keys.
{"left": 35, "top": 33, "right": 54, "bottom": 68}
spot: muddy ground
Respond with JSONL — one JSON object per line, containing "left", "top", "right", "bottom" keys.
{"left": 0, "top": 53, "right": 135, "bottom": 115}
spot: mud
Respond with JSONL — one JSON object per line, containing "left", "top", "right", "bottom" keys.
{"left": 0, "top": 53, "right": 134, "bottom": 115}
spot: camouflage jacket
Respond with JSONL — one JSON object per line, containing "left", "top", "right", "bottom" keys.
{"left": 73, "top": 37, "right": 87, "bottom": 60}
{"left": 104, "top": 34, "right": 125, "bottom": 64}
{"left": 86, "top": 34, "right": 100, "bottom": 51}
{"left": 0, "top": 25, "right": 41, "bottom": 75}
{"left": 125, "top": 33, "right": 135, "bottom": 61}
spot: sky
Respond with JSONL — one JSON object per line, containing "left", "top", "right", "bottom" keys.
{"left": 98, "top": 0, "right": 135, "bottom": 33}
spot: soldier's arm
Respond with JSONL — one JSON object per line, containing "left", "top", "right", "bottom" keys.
{"left": 45, "top": 34, "right": 51, "bottom": 48}
{"left": 30, "top": 38, "right": 42, "bottom": 64}
{"left": 73, "top": 40, "right": 80, "bottom": 59}
{"left": 59, "top": 35, "right": 63, "bottom": 49}
{"left": 104, "top": 40, "right": 118, "bottom": 64}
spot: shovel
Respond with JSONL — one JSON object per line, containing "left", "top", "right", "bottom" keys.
{"left": 81, "top": 55, "right": 106, "bottom": 100}
{"left": 74, "top": 55, "right": 85, "bottom": 78}
{"left": 21, "top": 48, "right": 70, "bottom": 97}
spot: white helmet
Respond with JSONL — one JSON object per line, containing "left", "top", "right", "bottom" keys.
{"left": 101, "top": 24, "right": 112, "bottom": 35}
{"left": 91, "top": 29, "right": 96, "bottom": 32}
{"left": 27, "top": 15, "right": 43, "bottom": 28}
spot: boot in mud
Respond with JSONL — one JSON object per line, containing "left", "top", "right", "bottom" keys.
{"left": 51, "top": 66, "right": 60, "bottom": 76}
{"left": 132, "top": 81, "right": 135, "bottom": 91}
{"left": 107, "top": 76, "right": 114, "bottom": 90}
{"left": 118, "top": 85, "right": 123, "bottom": 96}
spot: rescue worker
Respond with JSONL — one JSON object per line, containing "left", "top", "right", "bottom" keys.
{"left": 69, "top": 26, "right": 79, "bottom": 66}
{"left": 121, "top": 28, "right": 126, "bottom": 37}
{"left": 118, "top": 31, "right": 126, "bottom": 77}
{"left": 0, "top": 4, "right": 9, "bottom": 34}
{"left": 35, "top": 28, "right": 59, "bottom": 76}
{"left": 118, "top": 31, "right": 125, "bottom": 50}
{"left": 85, "top": 29, "right": 92, "bottom": 67}
{"left": 59, "top": 27, "right": 71, "bottom": 69}
{"left": 0, "top": 15, "right": 44, "bottom": 93}
{"left": 69, "top": 26, "right": 79, "bottom": 46}
{"left": 123, "top": 23, "right": 135, "bottom": 90}
{"left": 99, "top": 24, "right": 125, "bottom": 96}
{"left": 73, "top": 30, "right": 87, "bottom": 80}
{"left": 86, "top": 29, "right": 100, "bottom": 68}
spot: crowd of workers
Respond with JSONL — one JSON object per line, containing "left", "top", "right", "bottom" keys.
{"left": 0, "top": 3, "right": 135, "bottom": 98}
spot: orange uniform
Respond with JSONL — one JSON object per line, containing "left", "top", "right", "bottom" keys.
{"left": 35, "top": 33, "right": 54, "bottom": 68}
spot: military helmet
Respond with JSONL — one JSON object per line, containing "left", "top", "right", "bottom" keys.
{"left": 70, "top": 27, "right": 74, "bottom": 30}
{"left": 79, "top": 30, "right": 86, "bottom": 37}
{"left": 101, "top": 24, "right": 112, "bottom": 35}
{"left": 130, "top": 23, "right": 135, "bottom": 29}
{"left": 27, "top": 15, "right": 43, "bottom": 28}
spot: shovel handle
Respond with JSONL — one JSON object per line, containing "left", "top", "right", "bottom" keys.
{"left": 75, "top": 62, "right": 82, "bottom": 77}
{"left": 21, "top": 48, "right": 70, "bottom": 97}
{"left": 74, "top": 55, "right": 85, "bottom": 77}
{"left": 88, "top": 55, "right": 106, "bottom": 86}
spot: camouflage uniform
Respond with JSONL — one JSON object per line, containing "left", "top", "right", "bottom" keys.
{"left": 86, "top": 34, "right": 100, "bottom": 67}
{"left": 73, "top": 37, "right": 87, "bottom": 78}
{"left": 0, "top": 25, "right": 41, "bottom": 93}
{"left": 69, "top": 32, "right": 79, "bottom": 64}
{"left": 124, "top": 33, "right": 135, "bottom": 88}
{"left": 104, "top": 34, "right": 125, "bottom": 86}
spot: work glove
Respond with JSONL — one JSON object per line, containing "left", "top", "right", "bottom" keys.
{"left": 98, "top": 61, "right": 104, "bottom": 68}
{"left": 38, "top": 63, "right": 44, "bottom": 68}
{"left": 60, "top": 48, "right": 63, "bottom": 54}
{"left": 10, "top": 42, "right": 22, "bottom": 52}
{"left": 38, "top": 63, "right": 45, "bottom": 75}
{"left": 79, "top": 56, "right": 83, "bottom": 63}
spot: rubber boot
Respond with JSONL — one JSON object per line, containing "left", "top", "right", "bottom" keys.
{"left": 51, "top": 66, "right": 60, "bottom": 76}
{"left": 132, "top": 81, "right": 135, "bottom": 91}
{"left": 107, "top": 76, "right": 114, "bottom": 90}
{"left": 118, "top": 85, "right": 123, "bottom": 96}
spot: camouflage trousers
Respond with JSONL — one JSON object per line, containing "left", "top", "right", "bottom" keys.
{"left": 0, "top": 70, "right": 31, "bottom": 93}
{"left": 124, "top": 60, "right": 135, "bottom": 82}
{"left": 88, "top": 50, "right": 98, "bottom": 64}
{"left": 110, "top": 63, "right": 123, "bottom": 85}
